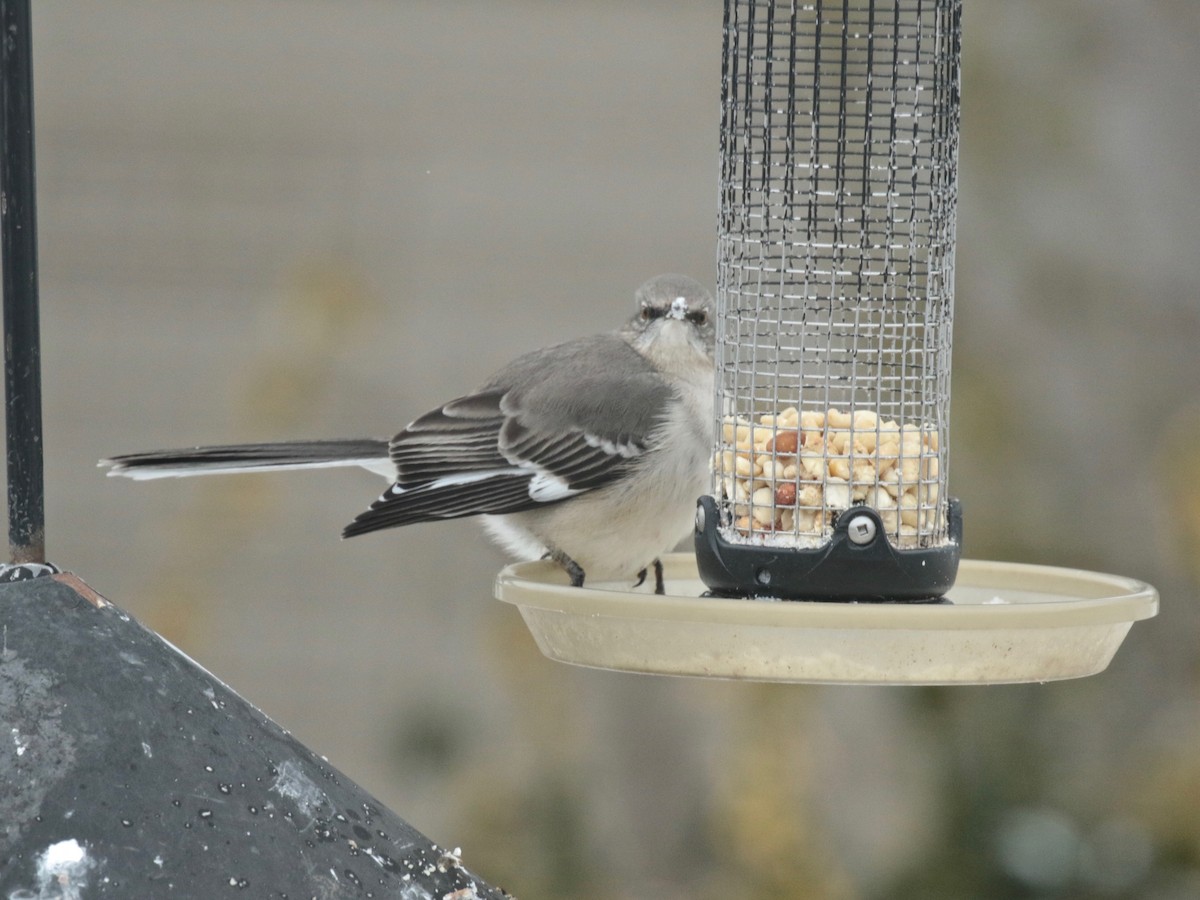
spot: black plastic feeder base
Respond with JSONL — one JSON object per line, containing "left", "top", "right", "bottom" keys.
{"left": 694, "top": 495, "right": 963, "bottom": 602}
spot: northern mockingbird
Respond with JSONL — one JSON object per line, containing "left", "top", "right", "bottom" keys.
{"left": 103, "top": 274, "right": 716, "bottom": 594}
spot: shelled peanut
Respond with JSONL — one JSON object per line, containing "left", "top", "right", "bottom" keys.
{"left": 714, "top": 407, "right": 942, "bottom": 545}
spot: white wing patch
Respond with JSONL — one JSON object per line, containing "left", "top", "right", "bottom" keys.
{"left": 582, "top": 433, "right": 643, "bottom": 459}
{"left": 384, "top": 464, "right": 580, "bottom": 504}
{"left": 528, "top": 471, "right": 580, "bottom": 503}
{"left": 384, "top": 468, "right": 516, "bottom": 497}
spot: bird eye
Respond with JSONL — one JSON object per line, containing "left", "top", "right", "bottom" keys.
{"left": 640, "top": 305, "right": 658, "bottom": 322}
{"left": 686, "top": 310, "right": 708, "bottom": 326}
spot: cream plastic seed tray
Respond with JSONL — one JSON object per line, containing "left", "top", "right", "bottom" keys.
{"left": 494, "top": 555, "right": 1157, "bottom": 685}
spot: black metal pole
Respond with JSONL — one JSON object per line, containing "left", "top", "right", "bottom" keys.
{"left": 0, "top": 0, "right": 46, "bottom": 565}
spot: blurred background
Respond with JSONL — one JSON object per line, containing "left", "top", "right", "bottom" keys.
{"left": 17, "top": 0, "right": 1199, "bottom": 897}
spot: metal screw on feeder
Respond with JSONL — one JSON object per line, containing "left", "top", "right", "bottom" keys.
{"left": 846, "top": 514, "right": 877, "bottom": 547}
{"left": 694, "top": 0, "right": 965, "bottom": 601}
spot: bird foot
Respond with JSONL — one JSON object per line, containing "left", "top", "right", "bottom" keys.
{"left": 634, "top": 559, "right": 666, "bottom": 594}
{"left": 548, "top": 549, "right": 586, "bottom": 588}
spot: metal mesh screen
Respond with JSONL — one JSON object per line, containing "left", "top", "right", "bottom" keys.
{"left": 713, "top": 0, "right": 961, "bottom": 550}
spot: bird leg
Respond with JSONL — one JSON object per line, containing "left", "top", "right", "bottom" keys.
{"left": 548, "top": 549, "right": 586, "bottom": 588}
{"left": 634, "top": 558, "right": 666, "bottom": 594}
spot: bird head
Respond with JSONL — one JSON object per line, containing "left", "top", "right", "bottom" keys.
{"left": 622, "top": 274, "right": 715, "bottom": 363}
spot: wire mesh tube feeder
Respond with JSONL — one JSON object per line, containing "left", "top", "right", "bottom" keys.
{"left": 495, "top": 0, "right": 1157, "bottom": 684}
{"left": 697, "top": 0, "right": 963, "bottom": 601}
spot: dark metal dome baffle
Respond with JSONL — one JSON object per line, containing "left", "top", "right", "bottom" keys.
{"left": 0, "top": 573, "right": 510, "bottom": 899}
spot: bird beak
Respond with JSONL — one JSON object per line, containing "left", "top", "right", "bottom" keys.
{"left": 667, "top": 297, "right": 688, "bottom": 320}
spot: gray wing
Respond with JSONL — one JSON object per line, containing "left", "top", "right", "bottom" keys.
{"left": 342, "top": 335, "right": 675, "bottom": 537}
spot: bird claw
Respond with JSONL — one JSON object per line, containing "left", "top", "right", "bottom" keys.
{"left": 549, "top": 552, "right": 660, "bottom": 593}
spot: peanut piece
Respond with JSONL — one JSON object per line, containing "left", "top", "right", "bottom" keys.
{"left": 751, "top": 486, "right": 775, "bottom": 523}
{"left": 828, "top": 456, "right": 850, "bottom": 480}
{"left": 798, "top": 483, "right": 822, "bottom": 508}
{"left": 920, "top": 453, "right": 939, "bottom": 481}
{"left": 799, "top": 452, "right": 823, "bottom": 478}
{"left": 825, "top": 478, "right": 851, "bottom": 510}
{"left": 851, "top": 457, "right": 877, "bottom": 485}
{"left": 827, "top": 408, "right": 852, "bottom": 428}
{"left": 767, "top": 430, "right": 800, "bottom": 454}
{"left": 852, "top": 409, "right": 879, "bottom": 430}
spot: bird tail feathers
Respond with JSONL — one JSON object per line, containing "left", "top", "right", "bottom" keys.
{"left": 102, "top": 439, "right": 393, "bottom": 480}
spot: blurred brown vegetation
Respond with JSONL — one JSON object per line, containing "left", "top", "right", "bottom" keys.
{"left": 26, "top": 1, "right": 1200, "bottom": 897}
